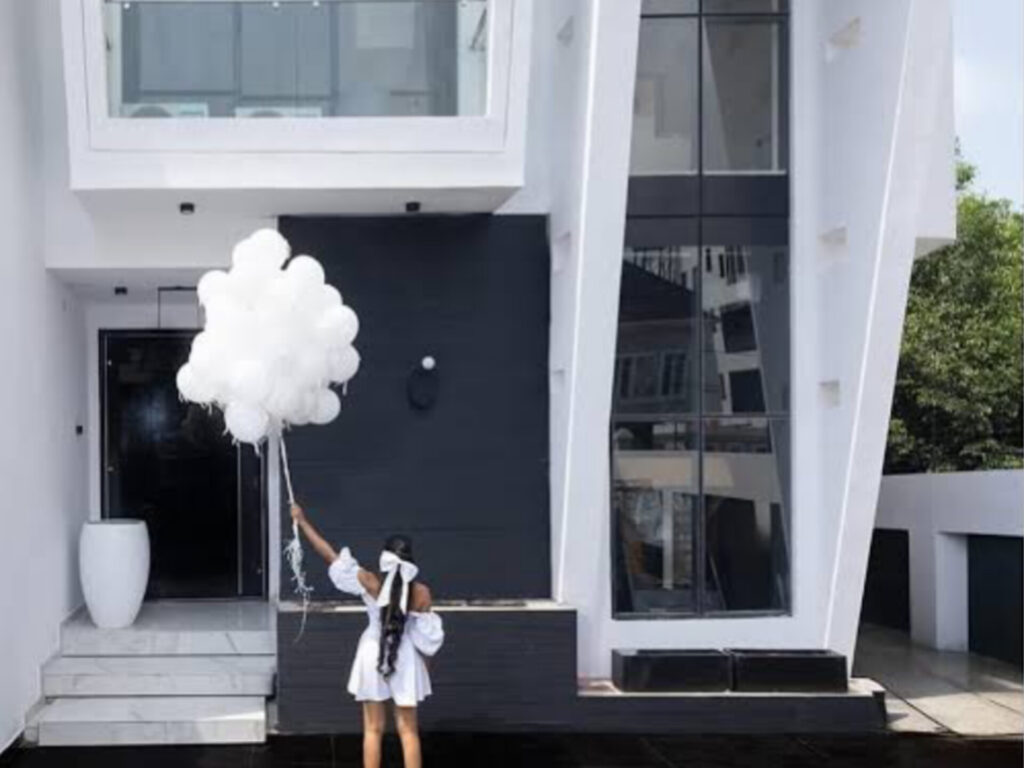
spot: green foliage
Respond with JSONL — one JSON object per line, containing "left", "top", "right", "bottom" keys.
{"left": 885, "top": 162, "right": 1023, "bottom": 473}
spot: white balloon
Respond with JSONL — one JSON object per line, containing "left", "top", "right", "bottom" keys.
{"left": 310, "top": 389, "right": 341, "bottom": 425}
{"left": 197, "top": 270, "right": 229, "bottom": 307}
{"left": 319, "top": 285, "right": 343, "bottom": 313}
{"left": 316, "top": 305, "right": 359, "bottom": 348}
{"left": 229, "top": 359, "right": 272, "bottom": 404}
{"left": 204, "top": 294, "right": 248, "bottom": 333}
{"left": 286, "top": 390, "right": 317, "bottom": 426}
{"left": 233, "top": 229, "right": 290, "bottom": 273}
{"left": 286, "top": 255, "right": 326, "bottom": 290}
{"left": 328, "top": 346, "right": 361, "bottom": 383}
{"left": 177, "top": 231, "right": 361, "bottom": 442}
{"left": 188, "top": 332, "right": 221, "bottom": 377}
{"left": 262, "top": 275, "right": 303, "bottom": 317}
{"left": 176, "top": 363, "right": 216, "bottom": 405}
{"left": 293, "top": 344, "right": 328, "bottom": 385}
{"left": 266, "top": 377, "right": 305, "bottom": 421}
{"left": 224, "top": 402, "right": 270, "bottom": 445}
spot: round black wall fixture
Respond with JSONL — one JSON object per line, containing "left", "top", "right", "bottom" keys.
{"left": 407, "top": 356, "right": 438, "bottom": 410}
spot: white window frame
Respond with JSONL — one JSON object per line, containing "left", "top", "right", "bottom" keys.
{"left": 76, "top": 0, "right": 514, "bottom": 154}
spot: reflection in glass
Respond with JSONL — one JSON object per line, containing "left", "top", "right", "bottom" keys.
{"left": 614, "top": 245, "right": 700, "bottom": 415}
{"left": 103, "top": 0, "right": 487, "bottom": 118}
{"left": 641, "top": 0, "right": 700, "bottom": 15}
{"left": 613, "top": 476, "right": 698, "bottom": 614}
{"left": 701, "top": 244, "right": 789, "bottom": 415}
{"left": 703, "top": 0, "right": 788, "bottom": 13}
{"left": 630, "top": 19, "right": 699, "bottom": 175}
{"left": 703, "top": 418, "right": 789, "bottom": 612}
{"left": 702, "top": 17, "right": 786, "bottom": 172}
{"left": 614, "top": 2, "right": 790, "bottom": 617}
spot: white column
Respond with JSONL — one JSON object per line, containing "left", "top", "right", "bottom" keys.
{"left": 933, "top": 532, "right": 968, "bottom": 651}
{"left": 908, "top": 528, "right": 967, "bottom": 651}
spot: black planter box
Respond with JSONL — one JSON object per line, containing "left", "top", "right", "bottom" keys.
{"left": 612, "top": 649, "right": 732, "bottom": 692}
{"left": 728, "top": 649, "right": 848, "bottom": 693}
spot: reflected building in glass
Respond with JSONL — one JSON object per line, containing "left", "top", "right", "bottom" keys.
{"left": 611, "top": 0, "right": 791, "bottom": 617}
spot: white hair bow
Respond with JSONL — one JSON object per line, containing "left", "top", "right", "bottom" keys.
{"left": 376, "top": 550, "right": 420, "bottom": 614}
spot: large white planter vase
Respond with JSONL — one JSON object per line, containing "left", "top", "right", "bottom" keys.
{"left": 79, "top": 520, "right": 150, "bottom": 629}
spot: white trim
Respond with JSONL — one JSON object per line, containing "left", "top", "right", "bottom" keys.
{"left": 821, "top": 0, "right": 915, "bottom": 648}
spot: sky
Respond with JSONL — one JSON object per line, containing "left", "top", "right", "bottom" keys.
{"left": 953, "top": 0, "right": 1023, "bottom": 209}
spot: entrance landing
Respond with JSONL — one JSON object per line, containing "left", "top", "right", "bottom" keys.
{"left": 27, "top": 601, "right": 275, "bottom": 747}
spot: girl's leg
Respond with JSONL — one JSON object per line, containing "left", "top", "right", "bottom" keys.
{"left": 393, "top": 705, "right": 422, "bottom": 768}
{"left": 362, "top": 701, "right": 386, "bottom": 768}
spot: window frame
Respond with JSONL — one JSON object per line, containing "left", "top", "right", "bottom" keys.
{"left": 611, "top": 0, "right": 791, "bottom": 621}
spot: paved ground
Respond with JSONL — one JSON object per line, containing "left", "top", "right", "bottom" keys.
{"left": 855, "top": 624, "right": 1023, "bottom": 735}
{"left": 1, "top": 734, "right": 1022, "bottom": 767}
{"left": 4, "top": 625, "right": 1019, "bottom": 765}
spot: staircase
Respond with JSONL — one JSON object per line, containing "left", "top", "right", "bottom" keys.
{"left": 27, "top": 601, "right": 276, "bottom": 747}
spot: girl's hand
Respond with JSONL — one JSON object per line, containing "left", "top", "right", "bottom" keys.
{"left": 290, "top": 504, "right": 306, "bottom": 524}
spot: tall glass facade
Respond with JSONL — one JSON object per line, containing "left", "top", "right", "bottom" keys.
{"left": 611, "top": 0, "right": 790, "bottom": 617}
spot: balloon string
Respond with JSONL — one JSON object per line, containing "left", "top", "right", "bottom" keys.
{"left": 279, "top": 431, "right": 296, "bottom": 507}
{"left": 280, "top": 432, "right": 312, "bottom": 641}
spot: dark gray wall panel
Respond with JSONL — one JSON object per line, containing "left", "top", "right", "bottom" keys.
{"left": 276, "top": 216, "right": 550, "bottom": 601}
{"left": 276, "top": 608, "right": 885, "bottom": 734}
{"left": 860, "top": 529, "right": 910, "bottom": 633}
{"left": 277, "top": 608, "right": 577, "bottom": 733}
{"left": 968, "top": 535, "right": 1023, "bottom": 667}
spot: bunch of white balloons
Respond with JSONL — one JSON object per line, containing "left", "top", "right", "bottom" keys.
{"left": 176, "top": 229, "right": 360, "bottom": 444}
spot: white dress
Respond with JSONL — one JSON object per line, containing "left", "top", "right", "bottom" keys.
{"left": 328, "top": 548, "right": 445, "bottom": 707}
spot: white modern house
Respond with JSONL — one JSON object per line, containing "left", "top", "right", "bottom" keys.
{"left": 0, "top": 0, "right": 954, "bottom": 751}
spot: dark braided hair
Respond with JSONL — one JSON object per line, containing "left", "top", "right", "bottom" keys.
{"left": 377, "top": 535, "right": 414, "bottom": 679}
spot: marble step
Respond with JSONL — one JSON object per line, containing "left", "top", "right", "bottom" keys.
{"left": 43, "top": 655, "right": 276, "bottom": 697}
{"left": 36, "top": 696, "right": 266, "bottom": 746}
{"left": 62, "top": 602, "right": 274, "bottom": 657}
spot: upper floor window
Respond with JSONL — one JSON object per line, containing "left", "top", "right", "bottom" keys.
{"left": 630, "top": 0, "right": 788, "bottom": 177}
{"left": 103, "top": 0, "right": 488, "bottom": 119}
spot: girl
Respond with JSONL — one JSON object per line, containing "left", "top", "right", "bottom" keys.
{"left": 291, "top": 504, "right": 444, "bottom": 768}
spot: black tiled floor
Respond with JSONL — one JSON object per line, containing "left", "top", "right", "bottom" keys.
{"left": 1, "top": 734, "right": 1021, "bottom": 767}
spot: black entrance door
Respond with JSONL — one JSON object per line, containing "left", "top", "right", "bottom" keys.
{"left": 101, "top": 330, "right": 265, "bottom": 599}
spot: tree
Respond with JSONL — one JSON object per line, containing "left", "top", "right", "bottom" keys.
{"left": 885, "top": 161, "right": 1023, "bottom": 473}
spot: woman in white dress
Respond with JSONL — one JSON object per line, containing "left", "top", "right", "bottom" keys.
{"left": 291, "top": 504, "right": 444, "bottom": 768}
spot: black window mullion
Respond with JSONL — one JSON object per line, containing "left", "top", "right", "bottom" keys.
{"left": 695, "top": 1, "right": 707, "bottom": 616}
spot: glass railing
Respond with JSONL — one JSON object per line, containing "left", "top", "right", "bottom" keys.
{"left": 102, "top": 0, "right": 489, "bottom": 119}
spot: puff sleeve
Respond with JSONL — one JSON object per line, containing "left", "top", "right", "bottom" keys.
{"left": 407, "top": 611, "right": 444, "bottom": 657}
{"left": 328, "top": 547, "right": 364, "bottom": 596}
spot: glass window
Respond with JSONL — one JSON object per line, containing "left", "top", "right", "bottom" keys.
{"left": 703, "top": 418, "right": 789, "bottom": 612}
{"left": 103, "top": 0, "right": 487, "bottom": 118}
{"left": 703, "top": 243, "right": 789, "bottom": 415}
{"left": 641, "top": 0, "right": 700, "bottom": 15}
{"left": 630, "top": 19, "right": 700, "bottom": 175}
{"left": 612, "top": 425, "right": 699, "bottom": 614}
{"left": 703, "top": 0, "right": 788, "bottom": 13}
{"left": 613, "top": 1, "right": 789, "bottom": 618}
{"left": 615, "top": 244, "right": 700, "bottom": 416}
{"left": 702, "top": 17, "right": 787, "bottom": 172}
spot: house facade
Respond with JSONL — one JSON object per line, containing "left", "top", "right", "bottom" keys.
{"left": 0, "top": 0, "right": 954, "bottom": 749}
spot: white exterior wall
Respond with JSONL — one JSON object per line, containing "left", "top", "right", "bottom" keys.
{"left": 875, "top": 471, "right": 1023, "bottom": 651}
{"left": 0, "top": 3, "right": 90, "bottom": 753}
{"left": 814, "top": 0, "right": 956, "bottom": 665}
{"left": 21, "top": 0, "right": 956, "bottom": 689}
{"left": 553, "top": 0, "right": 955, "bottom": 677}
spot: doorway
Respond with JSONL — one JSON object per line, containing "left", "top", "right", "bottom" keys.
{"left": 101, "top": 330, "right": 265, "bottom": 599}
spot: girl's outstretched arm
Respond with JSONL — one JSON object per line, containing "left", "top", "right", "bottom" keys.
{"left": 290, "top": 504, "right": 338, "bottom": 564}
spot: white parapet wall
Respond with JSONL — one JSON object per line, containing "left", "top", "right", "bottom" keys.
{"left": 875, "top": 471, "right": 1024, "bottom": 652}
